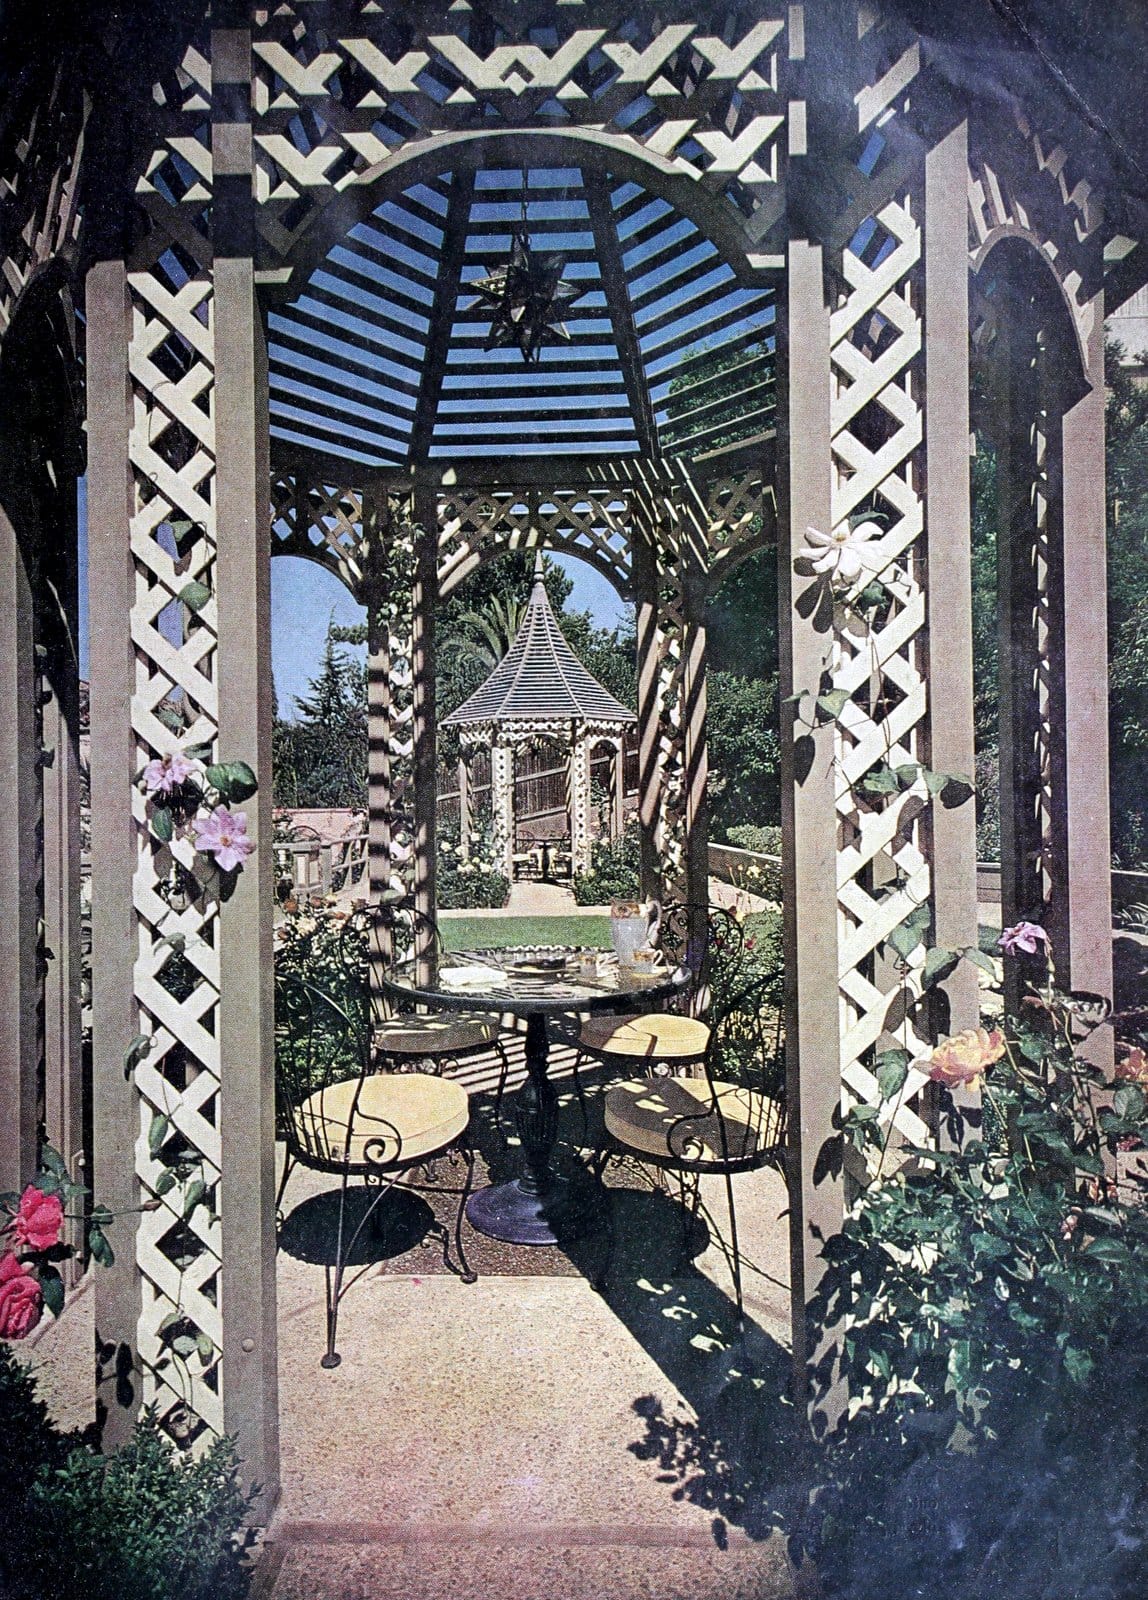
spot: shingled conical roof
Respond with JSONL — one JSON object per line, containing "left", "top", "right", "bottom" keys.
{"left": 443, "top": 557, "right": 635, "bottom": 729}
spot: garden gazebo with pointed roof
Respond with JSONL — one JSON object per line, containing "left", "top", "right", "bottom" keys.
{"left": 3, "top": 0, "right": 1148, "bottom": 1518}
{"left": 443, "top": 555, "right": 635, "bottom": 879}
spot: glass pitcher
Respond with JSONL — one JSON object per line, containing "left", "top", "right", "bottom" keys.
{"left": 610, "top": 899, "right": 662, "bottom": 967}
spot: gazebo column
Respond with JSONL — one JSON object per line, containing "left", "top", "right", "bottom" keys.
{"left": 86, "top": 258, "right": 143, "bottom": 1445}
{"left": 632, "top": 527, "right": 663, "bottom": 900}
{"left": 364, "top": 507, "right": 395, "bottom": 906}
{"left": 923, "top": 122, "right": 981, "bottom": 1036}
{"left": 681, "top": 561, "right": 710, "bottom": 924}
{"left": 0, "top": 494, "right": 39, "bottom": 1195}
{"left": 1057, "top": 298, "right": 1112, "bottom": 1009}
{"left": 212, "top": 22, "right": 279, "bottom": 1512}
{"left": 490, "top": 739, "right": 515, "bottom": 882}
{"left": 613, "top": 738, "right": 626, "bottom": 839}
{"left": 778, "top": 239, "right": 844, "bottom": 1387}
{"left": 569, "top": 728, "right": 593, "bottom": 875}
{"left": 412, "top": 490, "right": 437, "bottom": 924}
{"left": 457, "top": 754, "right": 470, "bottom": 858}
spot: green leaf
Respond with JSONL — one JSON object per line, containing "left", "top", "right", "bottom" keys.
{"left": 848, "top": 1104, "right": 881, "bottom": 1124}
{"left": 860, "top": 767, "right": 899, "bottom": 795}
{"left": 89, "top": 1204, "right": 113, "bottom": 1228}
{"left": 40, "top": 1145, "right": 68, "bottom": 1178}
{"left": 156, "top": 932, "right": 186, "bottom": 955}
{"left": 782, "top": 690, "right": 810, "bottom": 706}
{"left": 963, "top": 947, "right": 997, "bottom": 976}
{"left": 1082, "top": 1236, "right": 1130, "bottom": 1264}
{"left": 154, "top": 1169, "right": 176, "bottom": 1197}
{"left": 922, "top": 768, "right": 950, "bottom": 796}
{"left": 196, "top": 1331, "right": 215, "bottom": 1363}
{"left": 223, "top": 760, "right": 258, "bottom": 801}
{"left": 88, "top": 1226, "right": 114, "bottom": 1268}
{"left": 889, "top": 906, "right": 931, "bottom": 961}
{"left": 183, "top": 1178, "right": 207, "bottom": 1219}
{"left": 147, "top": 1112, "right": 170, "bottom": 1156}
{"left": 183, "top": 741, "right": 214, "bottom": 762}
{"left": 158, "top": 1311, "right": 181, "bottom": 1335}
{"left": 204, "top": 762, "right": 232, "bottom": 799}
{"left": 1114, "top": 1084, "right": 1147, "bottom": 1120}
{"left": 40, "top": 1269, "right": 65, "bottom": 1319}
{"left": 123, "top": 1034, "right": 152, "bottom": 1076}
{"left": 172, "top": 1333, "right": 198, "bottom": 1358}
{"left": 923, "top": 947, "right": 960, "bottom": 987}
{"left": 875, "top": 1051, "right": 911, "bottom": 1103}
{"left": 155, "top": 706, "right": 184, "bottom": 735}
{"left": 892, "top": 763, "right": 921, "bottom": 787}
{"left": 1062, "top": 1345, "right": 1095, "bottom": 1385}
{"left": 178, "top": 579, "right": 212, "bottom": 613}
{"left": 151, "top": 807, "right": 174, "bottom": 844}
{"left": 816, "top": 689, "right": 850, "bottom": 720}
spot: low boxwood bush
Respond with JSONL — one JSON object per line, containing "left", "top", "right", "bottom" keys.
{"left": 437, "top": 865, "right": 509, "bottom": 909}
{"left": 572, "top": 826, "right": 641, "bottom": 905}
{"left": 2, "top": 1351, "right": 254, "bottom": 1600}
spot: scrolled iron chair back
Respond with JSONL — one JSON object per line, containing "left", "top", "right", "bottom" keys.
{"left": 664, "top": 974, "right": 786, "bottom": 1166}
{"left": 273, "top": 971, "right": 374, "bottom": 1168}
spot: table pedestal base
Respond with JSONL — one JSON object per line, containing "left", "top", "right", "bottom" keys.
{"left": 465, "top": 1177, "right": 598, "bottom": 1247}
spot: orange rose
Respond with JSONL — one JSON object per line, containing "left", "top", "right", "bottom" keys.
{"left": 924, "top": 1028, "right": 1006, "bottom": 1090}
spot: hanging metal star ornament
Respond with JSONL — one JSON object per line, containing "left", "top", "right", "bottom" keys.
{"left": 470, "top": 229, "right": 584, "bottom": 363}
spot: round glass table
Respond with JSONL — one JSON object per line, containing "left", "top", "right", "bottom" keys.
{"left": 382, "top": 946, "right": 689, "bottom": 1246}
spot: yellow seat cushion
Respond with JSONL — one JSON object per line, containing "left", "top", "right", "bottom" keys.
{"left": 604, "top": 1076, "right": 778, "bottom": 1164}
{"left": 579, "top": 1012, "right": 710, "bottom": 1060}
{"left": 372, "top": 1011, "right": 499, "bottom": 1056}
{"left": 293, "top": 1072, "right": 469, "bottom": 1167}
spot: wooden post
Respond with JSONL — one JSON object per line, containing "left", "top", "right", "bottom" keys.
{"left": 412, "top": 487, "right": 437, "bottom": 924}
{"left": 212, "top": 19, "right": 280, "bottom": 1516}
{"left": 86, "top": 258, "right": 143, "bottom": 1444}
{"left": 1058, "top": 296, "right": 1113, "bottom": 1015}
{"left": 923, "top": 122, "right": 980, "bottom": 1037}
{"left": 681, "top": 562, "right": 710, "bottom": 927}
{"left": 490, "top": 741, "right": 515, "bottom": 881}
{"left": 613, "top": 739, "right": 626, "bottom": 840}
{"left": 365, "top": 498, "right": 395, "bottom": 903}
{"left": 633, "top": 529, "right": 663, "bottom": 901}
{"left": 778, "top": 241, "right": 843, "bottom": 1418}
{"left": 570, "top": 728, "right": 592, "bottom": 874}
{"left": 0, "top": 496, "right": 39, "bottom": 1196}
{"left": 457, "top": 755, "right": 470, "bottom": 857}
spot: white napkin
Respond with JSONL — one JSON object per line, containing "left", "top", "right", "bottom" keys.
{"left": 439, "top": 965, "right": 499, "bottom": 990}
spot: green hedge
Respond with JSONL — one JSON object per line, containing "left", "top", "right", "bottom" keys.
{"left": 725, "top": 823, "right": 782, "bottom": 855}
{"left": 437, "top": 865, "right": 510, "bottom": 909}
{"left": 0, "top": 1349, "right": 254, "bottom": 1600}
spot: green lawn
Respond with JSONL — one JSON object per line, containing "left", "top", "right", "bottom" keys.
{"left": 440, "top": 914, "right": 611, "bottom": 951}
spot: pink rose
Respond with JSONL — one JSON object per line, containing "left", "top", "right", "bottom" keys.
{"left": 0, "top": 1253, "right": 42, "bottom": 1339}
{"left": 11, "top": 1186, "right": 64, "bottom": 1252}
{"left": 143, "top": 750, "right": 195, "bottom": 797}
{"left": 193, "top": 807, "right": 255, "bottom": 874}
{"left": 924, "top": 1027, "right": 1006, "bottom": 1090}
{"left": 1115, "top": 1048, "right": 1148, "bottom": 1084}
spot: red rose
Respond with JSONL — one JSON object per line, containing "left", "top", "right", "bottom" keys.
{"left": 11, "top": 1186, "right": 64, "bottom": 1253}
{"left": 0, "top": 1253, "right": 42, "bottom": 1339}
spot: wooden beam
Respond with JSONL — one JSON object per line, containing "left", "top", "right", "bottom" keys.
{"left": 0, "top": 493, "right": 39, "bottom": 1198}
{"left": 212, "top": 20, "right": 280, "bottom": 1517}
{"left": 923, "top": 122, "right": 980, "bottom": 1036}
{"left": 1059, "top": 294, "right": 1114, "bottom": 1020}
{"left": 777, "top": 240, "right": 843, "bottom": 1416}
{"left": 412, "top": 483, "right": 438, "bottom": 924}
{"left": 85, "top": 258, "right": 143, "bottom": 1448}
{"left": 578, "top": 171, "right": 660, "bottom": 458}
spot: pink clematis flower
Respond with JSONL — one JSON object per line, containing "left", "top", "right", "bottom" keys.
{"left": 998, "top": 921, "right": 1050, "bottom": 957}
{"left": 923, "top": 1027, "right": 1006, "bottom": 1091}
{"left": 10, "top": 1186, "right": 64, "bottom": 1253}
{"left": 193, "top": 807, "right": 255, "bottom": 873}
{"left": 143, "top": 750, "right": 195, "bottom": 796}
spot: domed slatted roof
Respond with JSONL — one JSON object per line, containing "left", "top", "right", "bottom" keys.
{"left": 443, "top": 558, "right": 635, "bottom": 728}
{"left": 268, "top": 165, "right": 776, "bottom": 470}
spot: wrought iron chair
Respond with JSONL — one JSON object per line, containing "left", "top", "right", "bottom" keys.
{"left": 567, "top": 905, "right": 746, "bottom": 1136}
{"left": 595, "top": 973, "right": 786, "bottom": 1324}
{"left": 274, "top": 910, "right": 483, "bottom": 1368}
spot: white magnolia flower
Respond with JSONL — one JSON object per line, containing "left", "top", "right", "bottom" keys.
{"left": 798, "top": 519, "right": 884, "bottom": 586}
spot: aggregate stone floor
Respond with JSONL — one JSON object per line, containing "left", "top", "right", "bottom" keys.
{"left": 29, "top": 1047, "right": 801, "bottom": 1600}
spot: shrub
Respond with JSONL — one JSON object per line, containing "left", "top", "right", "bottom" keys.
{"left": 804, "top": 943, "right": 1148, "bottom": 1599}
{"left": 0, "top": 1358, "right": 254, "bottom": 1600}
{"left": 724, "top": 823, "right": 782, "bottom": 856}
{"left": 572, "top": 826, "right": 641, "bottom": 905}
{"left": 436, "top": 865, "right": 509, "bottom": 909}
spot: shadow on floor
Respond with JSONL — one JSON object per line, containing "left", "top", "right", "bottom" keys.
{"left": 277, "top": 1057, "right": 799, "bottom": 1549}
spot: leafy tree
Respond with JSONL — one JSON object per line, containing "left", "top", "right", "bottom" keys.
{"left": 1105, "top": 336, "right": 1148, "bottom": 864}
{"left": 273, "top": 624, "right": 366, "bottom": 808}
